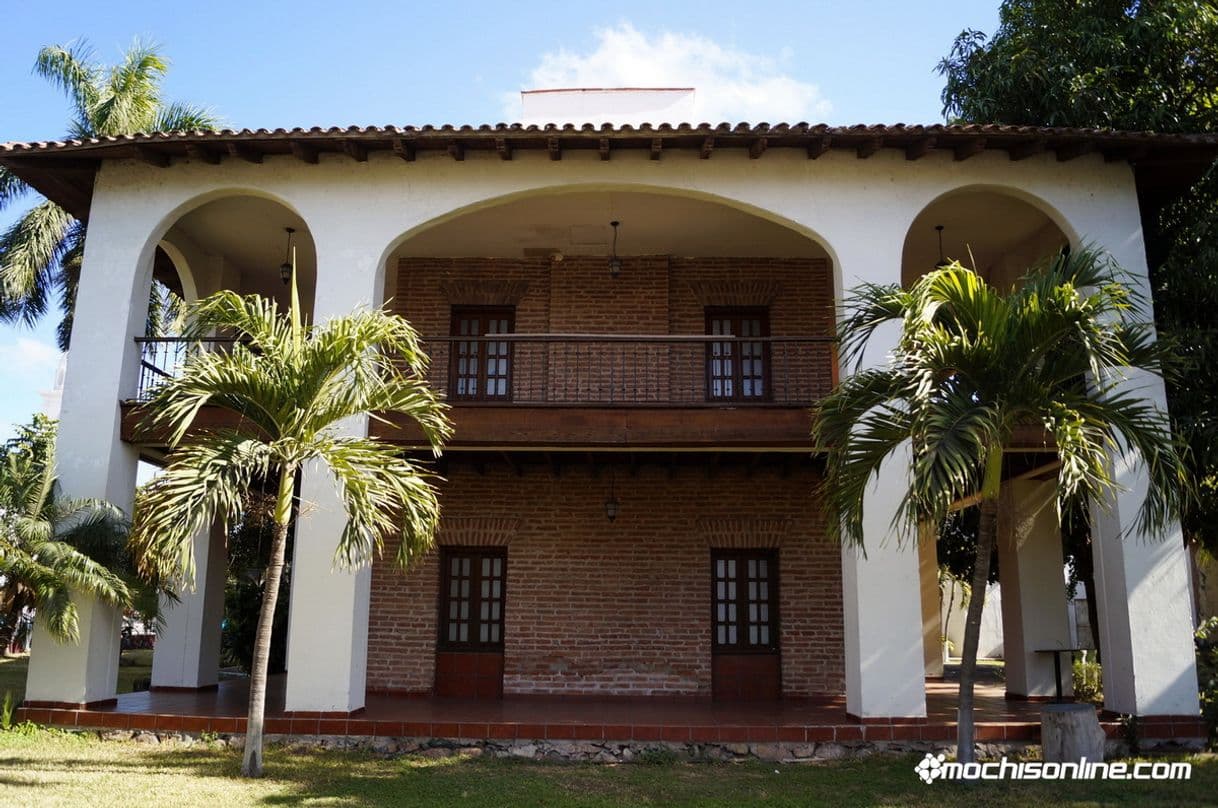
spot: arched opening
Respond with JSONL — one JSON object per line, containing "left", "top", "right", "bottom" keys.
{"left": 901, "top": 187, "right": 1080, "bottom": 695}
{"left": 158, "top": 195, "right": 317, "bottom": 318}
{"left": 370, "top": 187, "right": 842, "bottom": 702}
{"left": 901, "top": 186, "right": 1072, "bottom": 288}
{"left": 137, "top": 194, "right": 316, "bottom": 692}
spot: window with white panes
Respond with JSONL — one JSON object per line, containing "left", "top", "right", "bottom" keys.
{"left": 449, "top": 307, "right": 514, "bottom": 401}
{"left": 438, "top": 547, "right": 506, "bottom": 650}
{"left": 705, "top": 308, "right": 771, "bottom": 402}
{"left": 711, "top": 549, "right": 778, "bottom": 653}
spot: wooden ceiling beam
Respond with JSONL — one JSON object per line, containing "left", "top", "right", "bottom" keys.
{"left": 495, "top": 138, "right": 512, "bottom": 160}
{"left": 342, "top": 140, "right": 368, "bottom": 162}
{"left": 598, "top": 137, "right": 611, "bottom": 161}
{"left": 1007, "top": 138, "right": 1047, "bottom": 161}
{"left": 447, "top": 141, "right": 465, "bottom": 161}
{"left": 290, "top": 141, "right": 319, "bottom": 164}
{"left": 806, "top": 135, "right": 831, "bottom": 159}
{"left": 700, "top": 136, "right": 714, "bottom": 159}
{"left": 953, "top": 138, "right": 986, "bottom": 162}
{"left": 650, "top": 138, "right": 663, "bottom": 160}
{"left": 184, "top": 144, "right": 220, "bottom": 165}
{"left": 226, "top": 142, "right": 262, "bottom": 163}
{"left": 547, "top": 137, "right": 561, "bottom": 161}
{"left": 392, "top": 138, "right": 416, "bottom": 162}
{"left": 134, "top": 145, "right": 170, "bottom": 168}
{"left": 856, "top": 136, "right": 883, "bottom": 159}
{"left": 1055, "top": 141, "right": 1095, "bottom": 162}
{"left": 1103, "top": 145, "right": 1149, "bottom": 163}
{"left": 748, "top": 137, "right": 768, "bottom": 159}
{"left": 905, "top": 136, "right": 936, "bottom": 161}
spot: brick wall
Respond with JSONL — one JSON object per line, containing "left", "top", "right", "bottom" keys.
{"left": 367, "top": 462, "right": 845, "bottom": 698}
{"left": 393, "top": 255, "right": 837, "bottom": 403}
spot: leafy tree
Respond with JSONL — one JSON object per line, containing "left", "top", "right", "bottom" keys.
{"left": 0, "top": 40, "right": 218, "bottom": 348}
{"left": 939, "top": 1, "right": 1218, "bottom": 132}
{"left": 814, "top": 252, "right": 1186, "bottom": 762}
{"left": 128, "top": 270, "right": 451, "bottom": 778}
{"left": 0, "top": 415, "right": 131, "bottom": 652}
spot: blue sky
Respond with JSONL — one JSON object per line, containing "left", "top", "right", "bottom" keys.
{"left": 0, "top": 0, "right": 1000, "bottom": 438}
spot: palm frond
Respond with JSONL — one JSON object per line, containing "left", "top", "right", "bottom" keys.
{"left": 152, "top": 101, "right": 221, "bottom": 133}
{"left": 33, "top": 42, "right": 101, "bottom": 131}
{"left": 0, "top": 166, "right": 28, "bottom": 212}
{"left": 131, "top": 430, "right": 272, "bottom": 584}
{"left": 309, "top": 437, "right": 443, "bottom": 570}
{"left": 0, "top": 200, "right": 74, "bottom": 326}
{"left": 92, "top": 39, "right": 168, "bottom": 135}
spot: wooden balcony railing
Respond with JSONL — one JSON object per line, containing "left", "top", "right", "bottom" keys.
{"left": 134, "top": 334, "right": 837, "bottom": 407}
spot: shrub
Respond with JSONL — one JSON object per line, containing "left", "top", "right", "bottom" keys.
{"left": 1196, "top": 617, "right": 1218, "bottom": 746}
{"left": 1071, "top": 651, "right": 1103, "bottom": 703}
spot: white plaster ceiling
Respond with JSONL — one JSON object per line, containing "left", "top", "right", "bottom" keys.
{"left": 902, "top": 191, "right": 1067, "bottom": 286}
{"left": 394, "top": 191, "right": 829, "bottom": 259}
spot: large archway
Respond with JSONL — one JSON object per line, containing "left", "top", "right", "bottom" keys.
{"left": 901, "top": 186, "right": 1073, "bottom": 289}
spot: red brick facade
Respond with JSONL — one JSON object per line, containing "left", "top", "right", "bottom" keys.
{"left": 367, "top": 254, "right": 843, "bottom": 698}
{"left": 367, "top": 464, "right": 844, "bottom": 698}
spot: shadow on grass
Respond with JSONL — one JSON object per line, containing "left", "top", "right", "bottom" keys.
{"left": 4, "top": 732, "right": 1215, "bottom": 808}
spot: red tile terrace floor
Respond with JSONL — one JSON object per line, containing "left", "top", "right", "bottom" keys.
{"left": 17, "top": 677, "right": 1204, "bottom": 745}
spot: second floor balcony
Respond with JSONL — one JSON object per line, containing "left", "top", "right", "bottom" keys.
{"left": 130, "top": 333, "right": 836, "bottom": 450}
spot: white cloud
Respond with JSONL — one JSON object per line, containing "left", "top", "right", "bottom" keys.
{"left": 505, "top": 23, "right": 831, "bottom": 124}
{"left": 0, "top": 336, "right": 61, "bottom": 376}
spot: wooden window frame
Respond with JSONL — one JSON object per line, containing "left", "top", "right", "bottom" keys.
{"left": 704, "top": 307, "right": 772, "bottom": 403}
{"left": 449, "top": 306, "right": 515, "bottom": 402}
{"left": 436, "top": 546, "right": 507, "bottom": 652}
{"left": 710, "top": 548, "right": 779, "bottom": 655}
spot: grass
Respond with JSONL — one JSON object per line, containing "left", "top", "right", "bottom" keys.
{"left": 0, "top": 650, "right": 153, "bottom": 705}
{"left": 0, "top": 728, "right": 1212, "bottom": 808}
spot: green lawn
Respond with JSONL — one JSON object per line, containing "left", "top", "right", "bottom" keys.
{"left": 0, "top": 729, "right": 1212, "bottom": 808}
{"left": 0, "top": 651, "right": 153, "bottom": 705}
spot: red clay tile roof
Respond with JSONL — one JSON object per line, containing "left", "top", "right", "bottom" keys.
{"left": 2, "top": 122, "right": 1215, "bottom": 219}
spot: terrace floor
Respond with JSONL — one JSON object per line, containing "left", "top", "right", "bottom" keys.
{"left": 21, "top": 676, "right": 1205, "bottom": 745}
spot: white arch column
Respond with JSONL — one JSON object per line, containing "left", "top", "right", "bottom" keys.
{"left": 997, "top": 477, "right": 1072, "bottom": 699}
{"left": 1055, "top": 186, "right": 1200, "bottom": 718}
{"left": 281, "top": 216, "right": 390, "bottom": 714}
{"left": 150, "top": 521, "right": 226, "bottom": 689}
{"left": 24, "top": 185, "right": 152, "bottom": 707}
{"left": 827, "top": 223, "right": 928, "bottom": 720}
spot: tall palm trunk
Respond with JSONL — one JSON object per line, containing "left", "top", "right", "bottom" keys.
{"left": 956, "top": 449, "right": 1003, "bottom": 764}
{"left": 241, "top": 466, "right": 295, "bottom": 778}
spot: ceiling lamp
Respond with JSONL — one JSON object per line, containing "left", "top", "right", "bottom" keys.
{"left": 935, "top": 224, "right": 951, "bottom": 269}
{"left": 608, "top": 220, "right": 622, "bottom": 278}
{"left": 604, "top": 468, "right": 619, "bottom": 522}
{"left": 279, "top": 227, "right": 296, "bottom": 285}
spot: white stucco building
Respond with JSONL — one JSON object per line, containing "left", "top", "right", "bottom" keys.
{"left": 2, "top": 95, "right": 1213, "bottom": 746}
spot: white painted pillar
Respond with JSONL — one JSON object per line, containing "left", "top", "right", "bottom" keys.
{"left": 918, "top": 522, "right": 945, "bottom": 678}
{"left": 842, "top": 448, "right": 928, "bottom": 718}
{"left": 151, "top": 521, "right": 227, "bottom": 689}
{"left": 25, "top": 187, "right": 151, "bottom": 706}
{"left": 282, "top": 221, "right": 387, "bottom": 714}
{"left": 997, "top": 478, "right": 1072, "bottom": 699}
{"left": 1090, "top": 372, "right": 1200, "bottom": 717}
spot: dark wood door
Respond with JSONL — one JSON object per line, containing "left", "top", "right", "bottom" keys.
{"left": 710, "top": 549, "right": 781, "bottom": 701}
{"left": 434, "top": 547, "right": 506, "bottom": 698}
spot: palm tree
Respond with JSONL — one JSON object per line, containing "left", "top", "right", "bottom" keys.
{"left": 0, "top": 40, "right": 218, "bottom": 349}
{"left": 814, "top": 249, "right": 1186, "bottom": 763}
{"left": 0, "top": 416, "right": 131, "bottom": 653}
{"left": 128, "top": 271, "right": 451, "bottom": 777}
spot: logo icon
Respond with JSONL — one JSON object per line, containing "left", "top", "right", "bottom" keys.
{"left": 914, "top": 752, "right": 946, "bottom": 784}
